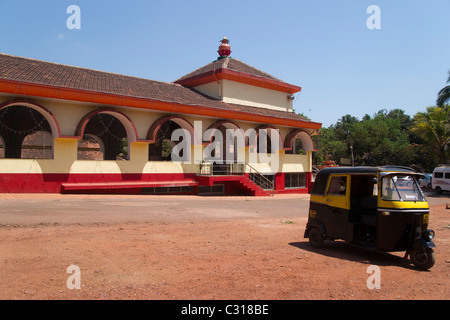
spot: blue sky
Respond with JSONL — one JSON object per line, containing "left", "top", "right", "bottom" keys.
{"left": 1, "top": 0, "right": 449, "bottom": 127}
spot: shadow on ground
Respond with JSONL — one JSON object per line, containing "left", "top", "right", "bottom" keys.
{"left": 288, "top": 240, "right": 425, "bottom": 271}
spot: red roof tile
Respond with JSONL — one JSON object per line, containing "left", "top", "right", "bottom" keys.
{"left": 174, "top": 57, "right": 285, "bottom": 83}
{"left": 0, "top": 53, "right": 319, "bottom": 128}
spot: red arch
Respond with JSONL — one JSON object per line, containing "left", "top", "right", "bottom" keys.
{"left": 147, "top": 115, "right": 197, "bottom": 144}
{"left": 0, "top": 100, "right": 61, "bottom": 139}
{"left": 75, "top": 108, "right": 139, "bottom": 143}
{"left": 252, "top": 125, "right": 283, "bottom": 151}
{"left": 203, "top": 120, "right": 245, "bottom": 145}
{"left": 284, "top": 129, "right": 315, "bottom": 152}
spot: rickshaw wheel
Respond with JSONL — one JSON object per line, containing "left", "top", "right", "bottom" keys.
{"left": 410, "top": 244, "right": 436, "bottom": 270}
{"left": 308, "top": 228, "right": 324, "bottom": 249}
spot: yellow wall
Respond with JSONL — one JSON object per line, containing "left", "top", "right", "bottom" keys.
{"left": 192, "top": 80, "right": 294, "bottom": 112}
{"left": 222, "top": 80, "right": 293, "bottom": 112}
{"left": 0, "top": 95, "right": 312, "bottom": 175}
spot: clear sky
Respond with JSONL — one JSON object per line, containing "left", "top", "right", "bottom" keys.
{"left": 1, "top": 0, "right": 449, "bottom": 127}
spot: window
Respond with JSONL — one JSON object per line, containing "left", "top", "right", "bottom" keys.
{"left": 434, "top": 172, "right": 444, "bottom": 179}
{"left": 381, "top": 175, "right": 424, "bottom": 201}
{"left": 285, "top": 173, "right": 306, "bottom": 189}
{"left": 327, "top": 176, "right": 347, "bottom": 195}
{"left": 21, "top": 131, "right": 54, "bottom": 159}
{"left": 285, "top": 138, "right": 305, "bottom": 155}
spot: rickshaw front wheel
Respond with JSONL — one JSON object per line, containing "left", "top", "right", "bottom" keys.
{"left": 410, "top": 243, "right": 436, "bottom": 270}
{"left": 308, "top": 228, "right": 324, "bottom": 249}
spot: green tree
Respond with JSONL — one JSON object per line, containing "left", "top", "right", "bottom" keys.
{"left": 314, "top": 109, "right": 415, "bottom": 167}
{"left": 351, "top": 110, "right": 410, "bottom": 166}
{"left": 313, "top": 115, "right": 357, "bottom": 163}
{"left": 161, "top": 139, "right": 173, "bottom": 159}
{"left": 437, "top": 71, "right": 450, "bottom": 107}
{"left": 117, "top": 137, "right": 128, "bottom": 160}
{"left": 410, "top": 105, "right": 450, "bottom": 165}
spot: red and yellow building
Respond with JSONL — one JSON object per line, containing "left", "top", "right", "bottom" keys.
{"left": 0, "top": 38, "right": 321, "bottom": 195}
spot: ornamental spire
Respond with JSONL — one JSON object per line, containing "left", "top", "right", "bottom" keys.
{"left": 218, "top": 37, "right": 231, "bottom": 59}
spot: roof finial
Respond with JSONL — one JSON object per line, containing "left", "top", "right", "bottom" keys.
{"left": 218, "top": 37, "right": 231, "bottom": 59}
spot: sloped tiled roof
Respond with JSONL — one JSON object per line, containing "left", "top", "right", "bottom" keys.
{"left": 0, "top": 53, "right": 224, "bottom": 108}
{"left": 0, "top": 53, "right": 319, "bottom": 128}
{"left": 174, "top": 57, "right": 284, "bottom": 83}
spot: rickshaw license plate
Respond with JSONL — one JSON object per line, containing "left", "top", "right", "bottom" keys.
{"left": 423, "top": 214, "right": 429, "bottom": 224}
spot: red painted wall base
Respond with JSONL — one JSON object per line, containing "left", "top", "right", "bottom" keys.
{"left": 0, "top": 172, "right": 312, "bottom": 195}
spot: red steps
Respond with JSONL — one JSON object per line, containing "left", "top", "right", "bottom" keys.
{"left": 196, "top": 174, "right": 272, "bottom": 196}
{"left": 61, "top": 180, "right": 198, "bottom": 194}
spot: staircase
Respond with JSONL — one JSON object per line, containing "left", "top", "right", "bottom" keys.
{"left": 197, "top": 162, "right": 274, "bottom": 196}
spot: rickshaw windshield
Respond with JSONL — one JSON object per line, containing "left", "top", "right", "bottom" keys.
{"left": 381, "top": 174, "right": 425, "bottom": 201}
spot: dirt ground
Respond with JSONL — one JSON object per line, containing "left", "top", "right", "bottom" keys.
{"left": 0, "top": 193, "right": 448, "bottom": 300}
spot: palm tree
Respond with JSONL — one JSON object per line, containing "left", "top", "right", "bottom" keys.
{"left": 437, "top": 70, "right": 450, "bottom": 107}
{"left": 410, "top": 105, "right": 450, "bottom": 164}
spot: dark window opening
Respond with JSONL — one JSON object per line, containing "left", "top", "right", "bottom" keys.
{"left": 285, "top": 173, "right": 306, "bottom": 189}
{"left": 0, "top": 106, "right": 53, "bottom": 159}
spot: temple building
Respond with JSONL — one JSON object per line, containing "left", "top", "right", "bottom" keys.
{"left": 0, "top": 38, "right": 321, "bottom": 195}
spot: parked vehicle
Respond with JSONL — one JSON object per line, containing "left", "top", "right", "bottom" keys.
{"left": 304, "top": 166, "right": 436, "bottom": 270}
{"left": 418, "top": 173, "right": 432, "bottom": 188}
{"left": 432, "top": 166, "right": 450, "bottom": 194}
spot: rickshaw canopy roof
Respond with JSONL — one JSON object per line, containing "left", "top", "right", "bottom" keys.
{"left": 312, "top": 166, "right": 418, "bottom": 195}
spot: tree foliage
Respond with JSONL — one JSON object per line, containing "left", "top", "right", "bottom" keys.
{"left": 410, "top": 105, "right": 450, "bottom": 165}
{"left": 437, "top": 70, "right": 450, "bottom": 107}
{"left": 313, "top": 71, "right": 450, "bottom": 172}
{"left": 313, "top": 108, "right": 440, "bottom": 172}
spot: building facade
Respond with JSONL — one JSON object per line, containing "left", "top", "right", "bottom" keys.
{"left": 0, "top": 38, "right": 321, "bottom": 195}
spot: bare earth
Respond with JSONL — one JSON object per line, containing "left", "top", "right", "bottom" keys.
{"left": 0, "top": 193, "right": 448, "bottom": 300}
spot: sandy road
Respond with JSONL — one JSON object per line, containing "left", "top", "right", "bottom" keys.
{"left": 0, "top": 191, "right": 448, "bottom": 301}
{"left": 0, "top": 193, "right": 311, "bottom": 226}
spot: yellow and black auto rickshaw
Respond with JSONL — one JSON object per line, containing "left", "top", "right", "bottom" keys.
{"left": 304, "top": 166, "right": 436, "bottom": 270}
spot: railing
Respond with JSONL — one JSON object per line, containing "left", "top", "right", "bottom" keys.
{"left": 199, "top": 161, "right": 274, "bottom": 195}
{"left": 199, "top": 162, "right": 244, "bottom": 175}
{"left": 245, "top": 163, "right": 274, "bottom": 194}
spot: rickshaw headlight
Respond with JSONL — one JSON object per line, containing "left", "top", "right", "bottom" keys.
{"left": 426, "top": 229, "right": 435, "bottom": 240}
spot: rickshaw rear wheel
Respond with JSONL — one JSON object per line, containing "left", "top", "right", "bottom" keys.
{"left": 308, "top": 228, "right": 324, "bottom": 249}
{"left": 410, "top": 243, "right": 436, "bottom": 270}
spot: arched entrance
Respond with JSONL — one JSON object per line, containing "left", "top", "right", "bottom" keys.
{"left": 203, "top": 120, "right": 245, "bottom": 174}
{"left": 256, "top": 126, "right": 283, "bottom": 154}
{"left": 284, "top": 129, "right": 315, "bottom": 154}
{"left": 147, "top": 116, "right": 195, "bottom": 161}
{"left": 75, "top": 109, "right": 137, "bottom": 160}
{"left": 0, "top": 101, "right": 59, "bottom": 159}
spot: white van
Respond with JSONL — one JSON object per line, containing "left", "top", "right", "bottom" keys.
{"left": 432, "top": 166, "right": 450, "bottom": 194}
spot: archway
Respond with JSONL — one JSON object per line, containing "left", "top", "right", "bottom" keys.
{"left": 75, "top": 110, "right": 135, "bottom": 160}
{"left": 148, "top": 120, "right": 183, "bottom": 161}
{"left": 204, "top": 120, "right": 245, "bottom": 164}
{"left": 147, "top": 116, "right": 195, "bottom": 161}
{"left": 284, "top": 129, "right": 315, "bottom": 154}
{"left": 0, "top": 102, "right": 58, "bottom": 159}
{"left": 256, "top": 126, "right": 283, "bottom": 154}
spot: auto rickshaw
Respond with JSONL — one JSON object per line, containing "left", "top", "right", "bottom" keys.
{"left": 304, "top": 166, "right": 436, "bottom": 270}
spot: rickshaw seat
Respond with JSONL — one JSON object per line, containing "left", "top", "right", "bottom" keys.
{"left": 350, "top": 196, "right": 377, "bottom": 224}
{"left": 360, "top": 196, "right": 377, "bottom": 210}
{"left": 361, "top": 213, "right": 377, "bottom": 226}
